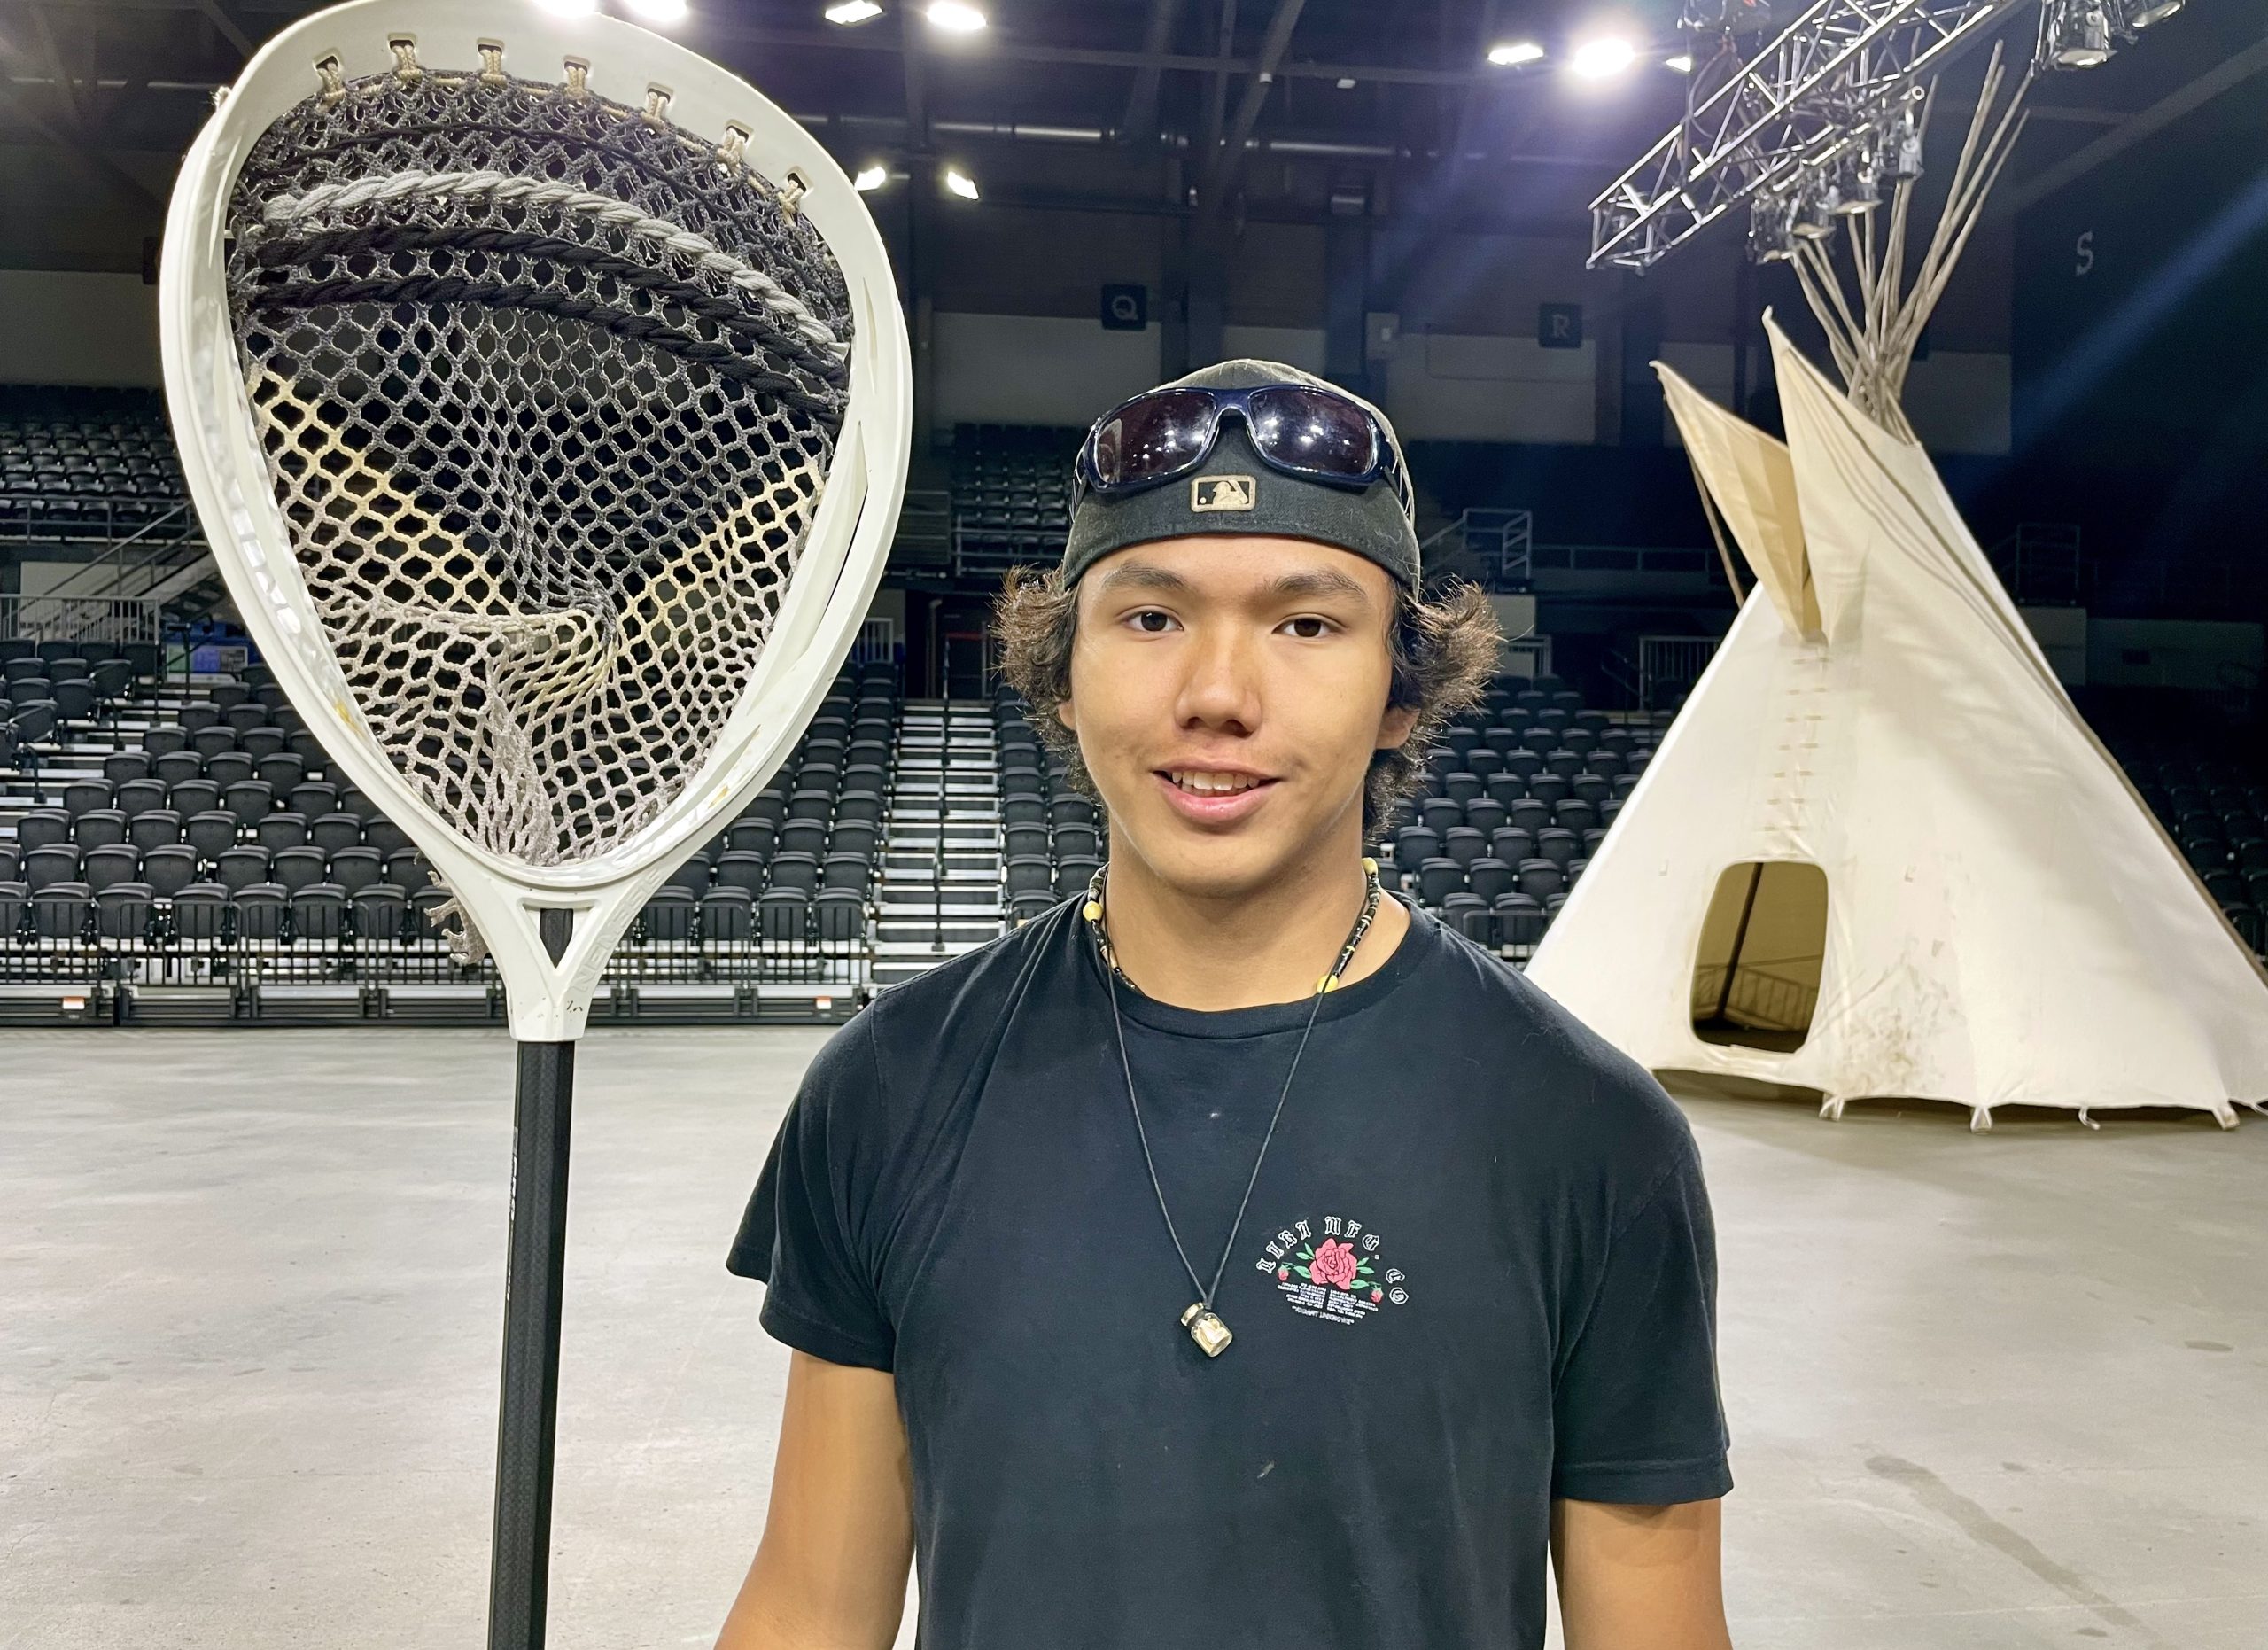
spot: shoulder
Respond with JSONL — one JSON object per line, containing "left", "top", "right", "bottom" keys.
{"left": 862, "top": 892, "right": 1082, "bottom": 1057}
{"left": 1420, "top": 912, "right": 1702, "bottom": 1184}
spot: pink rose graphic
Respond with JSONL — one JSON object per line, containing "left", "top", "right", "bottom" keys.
{"left": 1310, "top": 1237, "right": 1359, "bottom": 1291}
{"left": 1371, "top": 1288, "right": 1384, "bottom": 1304}
{"left": 1277, "top": 1266, "right": 1291, "bottom": 1281}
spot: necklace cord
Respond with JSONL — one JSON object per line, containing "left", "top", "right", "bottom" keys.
{"left": 1092, "top": 862, "right": 1381, "bottom": 1312}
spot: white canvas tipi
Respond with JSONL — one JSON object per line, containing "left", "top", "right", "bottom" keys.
{"left": 1525, "top": 316, "right": 2268, "bottom": 1128}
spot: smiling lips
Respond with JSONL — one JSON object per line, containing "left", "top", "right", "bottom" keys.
{"left": 1155, "top": 767, "right": 1278, "bottom": 823}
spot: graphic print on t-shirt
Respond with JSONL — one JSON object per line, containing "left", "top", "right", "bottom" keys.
{"left": 1254, "top": 1212, "right": 1410, "bottom": 1326}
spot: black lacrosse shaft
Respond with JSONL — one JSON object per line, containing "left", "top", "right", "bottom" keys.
{"left": 488, "top": 1039, "right": 575, "bottom": 1650}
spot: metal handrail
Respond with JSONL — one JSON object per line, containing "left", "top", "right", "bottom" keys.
{"left": 36, "top": 502, "right": 206, "bottom": 603}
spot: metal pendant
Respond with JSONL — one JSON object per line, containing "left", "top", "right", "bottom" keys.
{"left": 1182, "top": 1302, "right": 1233, "bottom": 1358}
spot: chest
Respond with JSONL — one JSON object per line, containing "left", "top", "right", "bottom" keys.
{"left": 873, "top": 1028, "right": 1561, "bottom": 1457}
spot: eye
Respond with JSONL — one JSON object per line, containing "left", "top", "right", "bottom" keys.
{"left": 1284, "top": 616, "right": 1336, "bottom": 639}
{"left": 1127, "top": 609, "right": 1177, "bottom": 634}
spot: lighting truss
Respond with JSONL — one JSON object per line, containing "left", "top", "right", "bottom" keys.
{"left": 1588, "top": 0, "right": 2029, "bottom": 269}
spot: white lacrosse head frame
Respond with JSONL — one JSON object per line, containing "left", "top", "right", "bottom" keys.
{"left": 160, "top": 0, "right": 911, "bottom": 1040}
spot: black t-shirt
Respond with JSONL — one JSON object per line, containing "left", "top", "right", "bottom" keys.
{"left": 728, "top": 893, "right": 1731, "bottom": 1650}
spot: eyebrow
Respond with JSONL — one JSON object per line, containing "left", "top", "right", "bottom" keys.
{"left": 1094, "top": 561, "right": 1375, "bottom": 609}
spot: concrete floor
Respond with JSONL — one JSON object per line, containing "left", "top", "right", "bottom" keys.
{"left": 3, "top": 1030, "right": 2264, "bottom": 1650}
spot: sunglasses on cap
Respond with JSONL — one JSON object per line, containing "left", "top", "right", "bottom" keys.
{"left": 1074, "top": 382, "right": 1413, "bottom": 518}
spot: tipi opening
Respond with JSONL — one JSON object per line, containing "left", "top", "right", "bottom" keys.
{"left": 1688, "top": 861, "right": 1829, "bottom": 1054}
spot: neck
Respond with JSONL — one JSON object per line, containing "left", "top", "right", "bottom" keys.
{"left": 1097, "top": 837, "right": 1410, "bottom": 1012}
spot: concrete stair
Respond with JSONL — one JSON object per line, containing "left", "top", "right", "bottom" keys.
{"left": 872, "top": 698, "right": 1004, "bottom": 987}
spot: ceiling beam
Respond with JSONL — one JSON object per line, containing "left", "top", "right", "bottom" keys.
{"left": 75, "top": 3, "right": 1511, "bottom": 87}
{"left": 1117, "top": 0, "right": 1184, "bottom": 143}
{"left": 1204, "top": 0, "right": 1305, "bottom": 209}
{"left": 25, "top": 5, "right": 82, "bottom": 131}
{"left": 1995, "top": 31, "right": 2268, "bottom": 217}
{"left": 192, "top": 0, "right": 259, "bottom": 58}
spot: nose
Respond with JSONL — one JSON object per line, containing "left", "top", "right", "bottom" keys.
{"left": 1172, "top": 619, "right": 1262, "bottom": 735}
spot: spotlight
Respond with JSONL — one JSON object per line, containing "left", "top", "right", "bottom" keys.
{"left": 1487, "top": 40, "right": 1546, "bottom": 66}
{"left": 825, "top": 0, "right": 883, "bottom": 21}
{"left": 1335, "top": 76, "right": 1358, "bottom": 90}
{"left": 1791, "top": 181, "right": 1838, "bottom": 240}
{"left": 1570, "top": 37, "right": 1638, "bottom": 78}
{"left": 925, "top": 0, "right": 987, "bottom": 32}
{"left": 853, "top": 163, "right": 889, "bottom": 191}
{"left": 1830, "top": 150, "right": 1879, "bottom": 214}
{"left": 623, "top": 0, "right": 687, "bottom": 20}
{"left": 1748, "top": 192, "right": 1798, "bottom": 262}
{"left": 944, "top": 167, "right": 979, "bottom": 200}
{"left": 2044, "top": 1, "right": 2114, "bottom": 66}
{"left": 1879, "top": 100, "right": 1924, "bottom": 181}
{"left": 1665, "top": 53, "right": 1695, "bottom": 72}
{"left": 2126, "top": 0, "right": 2183, "bottom": 23}
{"left": 533, "top": 0, "right": 598, "bottom": 14}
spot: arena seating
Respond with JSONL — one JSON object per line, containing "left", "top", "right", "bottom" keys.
{"left": 992, "top": 684, "right": 1105, "bottom": 926}
{"left": 0, "top": 387, "right": 186, "bottom": 524}
{"left": 0, "top": 652, "right": 900, "bottom": 993}
{"left": 1375, "top": 677, "right": 1655, "bottom": 960}
{"left": 950, "top": 425, "right": 1080, "bottom": 572}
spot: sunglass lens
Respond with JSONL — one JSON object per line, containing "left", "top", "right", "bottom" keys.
{"left": 1247, "top": 387, "right": 1378, "bottom": 479}
{"left": 1093, "top": 390, "right": 1215, "bottom": 487}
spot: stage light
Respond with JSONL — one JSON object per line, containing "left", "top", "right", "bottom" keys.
{"left": 1665, "top": 53, "right": 1695, "bottom": 71}
{"left": 944, "top": 167, "right": 979, "bottom": 199}
{"left": 1748, "top": 192, "right": 1798, "bottom": 262}
{"left": 623, "top": 0, "right": 687, "bottom": 21}
{"left": 925, "top": 0, "right": 987, "bottom": 32}
{"left": 825, "top": 0, "right": 883, "bottom": 22}
{"left": 1570, "top": 37, "right": 1638, "bottom": 77}
{"left": 1335, "top": 76, "right": 1358, "bottom": 89}
{"left": 532, "top": 0, "right": 598, "bottom": 15}
{"left": 854, "top": 164, "right": 889, "bottom": 191}
{"left": 1791, "top": 180, "right": 1839, "bottom": 240}
{"left": 2045, "top": 1, "right": 2114, "bottom": 66}
{"left": 2126, "top": 0, "right": 2182, "bottom": 24}
{"left": 1487, "top": 41, "right": 1546, "bottom": 66}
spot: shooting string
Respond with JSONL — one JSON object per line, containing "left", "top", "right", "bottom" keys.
{"left": 224, "top": 43, "right": 854, "bottom": 869}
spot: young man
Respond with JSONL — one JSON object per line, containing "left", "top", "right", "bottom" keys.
{"left": 720, "top": 361, "right": 1734, "bottom": 1650}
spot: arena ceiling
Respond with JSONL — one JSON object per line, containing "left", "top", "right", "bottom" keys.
{"left": 0, "top": 0, "right": 2262, "bottom": 253}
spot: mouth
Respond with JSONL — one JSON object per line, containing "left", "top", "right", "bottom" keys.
{"left": 1153, "top": 767, "right": 1279, "bottom": 825}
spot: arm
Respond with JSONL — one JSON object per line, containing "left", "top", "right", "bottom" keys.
{"left": 1551, "top": 1497, "right": 1731, "bottom": 1650}
{"left": 717, "top": 1350, "right": 916, "bottom": 1650}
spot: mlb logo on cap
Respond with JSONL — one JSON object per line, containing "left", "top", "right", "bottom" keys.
{"left": 1191, "top": 474, "right": 1257, "bottom": 512}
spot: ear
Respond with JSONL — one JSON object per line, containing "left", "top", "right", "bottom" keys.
{"left": 1056, "top": 697, "right": 1076, "bottom": 733}
{"left": 1376, "top": 703, "right": 1418, "bottom": 751}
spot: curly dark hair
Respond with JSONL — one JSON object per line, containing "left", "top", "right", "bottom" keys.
{"left": 989, "top": 560, "right": 1503, "bottom": 844}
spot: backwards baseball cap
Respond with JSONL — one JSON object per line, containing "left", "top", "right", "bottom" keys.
{"left": 1060, "top": 359, "right": 1421, "bottom": 592}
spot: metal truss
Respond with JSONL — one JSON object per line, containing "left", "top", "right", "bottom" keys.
{"left": 1588, "top": 0, "right": 2030, "bottom": 269}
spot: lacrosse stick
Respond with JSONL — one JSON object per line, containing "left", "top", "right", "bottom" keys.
{"left": 159, "top": 4, "right": 910, "bottom": 1644}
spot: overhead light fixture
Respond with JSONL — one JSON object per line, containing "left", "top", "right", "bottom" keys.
{"left": 2126, "top": 0, "right": 2183, "bottom": 24}
{"left": 925, "top": 0, "right": 987, "bottom": 32}
{"left": 853, "top": 163, "right": 889, "bottom": 191}
{"left": 623, "top": 0, "right": 688, "bottom": 20}
{"left": 1791, "top": 181, "right": 1839, "bottom": 240}
{"left": 1570, "top": 36, "right": 1638, "bottom": 77}
{"left": 1335, "top": 76, "right": 1358, "bottom": 90}
{"left": 1880, "top": 100, "right": 1925, "bottom": 181}
{"left": 944, "top": 167, "right": 979, "bottom": 200}
{"left": 825, "top": 0, "right": 883, "bottom": 22}
{"left": 2043, "top": 0, "right": 2115, "bottom": 66}
{"left": 1748, "top": 192, "right": 1798, "bottom": 262}
{"left": 1487, "top": 40, "right": 1546, "bottom": 66}
{"left": 1665, "top": 52, "right": 1695, "bottom": 71}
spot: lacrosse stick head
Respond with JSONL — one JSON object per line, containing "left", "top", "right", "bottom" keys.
{"left": 160, "top": 0, "right": 910, "bottom": 1039}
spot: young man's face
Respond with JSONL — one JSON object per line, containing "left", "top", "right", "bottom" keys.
{"left": 1058, "top": 533, "right": 1418, "bottom": 899}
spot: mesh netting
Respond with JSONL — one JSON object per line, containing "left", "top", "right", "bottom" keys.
{"left": 223, "top": 58, "right": 855, "bottom": 867}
